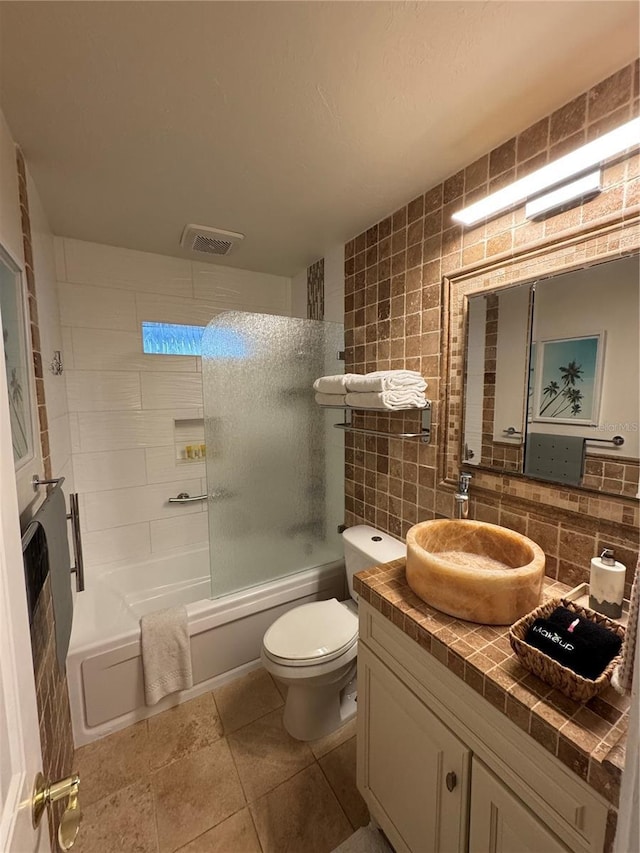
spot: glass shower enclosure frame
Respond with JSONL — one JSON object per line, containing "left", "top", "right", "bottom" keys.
{"left": 202, "top": 312, "right": 344, "bottom": 599}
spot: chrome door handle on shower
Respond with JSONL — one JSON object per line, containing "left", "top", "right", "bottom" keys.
{"left": 168, "top": 492, "right": 207, "bottom": 503}
{"left": 168, "top": 490, "right": 234, "bottom": 503}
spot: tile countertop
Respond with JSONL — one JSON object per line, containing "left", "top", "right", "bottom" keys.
{"left": 353, "top": 560, "right": 630, "bottom": 808}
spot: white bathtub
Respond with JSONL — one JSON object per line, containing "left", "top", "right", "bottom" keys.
{"left": 67, "top": 545, "right": 345, "bottom": 746}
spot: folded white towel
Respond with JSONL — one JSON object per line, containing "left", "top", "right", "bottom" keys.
{"left": 313, "top": 374, "right": 355, "bottom": 394}
{"left": 315, "top": 393, "right": 347, "bottom": 406}
{"left": 346, "top": 370, "right": 427, "bottom": 393}
{"left": 141, "top": 605, "right": 193, "bottom": 706}
{"left": 345, "top": 391, "right": 427, "bottom": 410}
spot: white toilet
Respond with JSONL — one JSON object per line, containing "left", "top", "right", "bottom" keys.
{"left": 261, "top": 525, "right": 406, "bottom": 741}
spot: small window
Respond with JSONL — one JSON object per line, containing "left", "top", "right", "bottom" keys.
{"left": 141, "top": 321, "right": 248, "bottom": 359}
{"left": 142, "top": 321, "right": 204, "bottom": 356}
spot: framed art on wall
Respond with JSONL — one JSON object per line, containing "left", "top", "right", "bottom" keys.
{"left": 0, "top": 246, "right": 34, "bottom": 466}
{"left": 532, "top": 333, "right": 605, "bottom": 426}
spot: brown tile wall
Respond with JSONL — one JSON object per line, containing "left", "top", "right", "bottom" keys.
{"left": 307, "top": 257, "right": 325, "bottom": 320}
{"left": 16, "top": 148, "right": 75, "bottom": 851}
{"left": 344, "top": 61, "right": 640, "bottom": 596}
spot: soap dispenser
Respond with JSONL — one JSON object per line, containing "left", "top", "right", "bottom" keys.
{"left": 589, "top": 548, "right": 626, "bottom": 619}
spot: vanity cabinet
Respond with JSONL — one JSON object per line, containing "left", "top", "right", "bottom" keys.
{"left": 359, "top": 646, "right": 470, "bottom": 853}
{"left": 357, "top": 602, "right": 609, "bottom": 853}
{"left": 469, "top": 759, "right": 569, "bottom": 853}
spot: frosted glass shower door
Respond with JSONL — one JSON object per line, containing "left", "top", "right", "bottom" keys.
{"left": 202, "top": 313, "right": 344, "bottom": 599}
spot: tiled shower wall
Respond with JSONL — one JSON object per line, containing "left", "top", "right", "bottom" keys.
{"left": 343, "top": 61, "right": 639, "bottom": 595}
{"left": 55, "top": 237, "right": 291, "bottom": 580}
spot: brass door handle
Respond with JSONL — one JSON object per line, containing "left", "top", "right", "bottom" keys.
{"left": 446, "top": 771, "right": 457, "bottom": 792}
{"left": 32, "top": 771, "right": 82, "bottom": 850}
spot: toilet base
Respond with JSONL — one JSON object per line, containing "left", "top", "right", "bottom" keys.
{"left": 281, "top": 663, "right": 357, "bottom": 741}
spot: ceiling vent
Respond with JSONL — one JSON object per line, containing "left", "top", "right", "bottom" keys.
{"left": 180, "top": 224, "right": 244, "bottom": 256}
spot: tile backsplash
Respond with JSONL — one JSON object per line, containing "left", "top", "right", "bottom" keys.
{"left": 343, "top": 60, "right": 639, "bottom": 596}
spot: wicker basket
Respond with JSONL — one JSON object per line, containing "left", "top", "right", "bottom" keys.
{"left": 509, "top": 598, "right": 625, "bottom": 703}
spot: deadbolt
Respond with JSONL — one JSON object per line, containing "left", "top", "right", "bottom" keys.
{"left": 32, "top": 771, "right": 82, "bottom": 850}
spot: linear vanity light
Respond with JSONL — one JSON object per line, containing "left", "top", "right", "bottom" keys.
{"left": 525, "top": 169, "right": 602, "bottom": 220}
{"left": 452, "top": 116, "right": 640, "bottom": 227}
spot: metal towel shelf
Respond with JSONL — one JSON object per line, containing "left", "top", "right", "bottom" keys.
{"left": 328, "top": 402, "right": 431, "bottom": 443}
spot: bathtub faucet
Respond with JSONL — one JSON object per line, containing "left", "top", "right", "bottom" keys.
{"left": 455, "top": 473, "right": 472, "bottom": 519}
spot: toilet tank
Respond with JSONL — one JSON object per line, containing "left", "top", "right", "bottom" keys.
{"left": 342, "top": 525, "right": 406, "bottom": 602}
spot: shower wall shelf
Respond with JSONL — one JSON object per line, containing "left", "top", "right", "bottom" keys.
{"left": 324, "top": 401, "right": 432, "bottom": 443}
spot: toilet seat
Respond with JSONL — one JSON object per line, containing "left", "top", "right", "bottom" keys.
{"left": 263, "top": 599, "right": 358, "bottom": 667}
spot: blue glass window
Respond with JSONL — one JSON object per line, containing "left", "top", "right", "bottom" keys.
{"left": 142, "top": 322, "right": 204, "bottom": 356}
{"left": 142, "top": 321, "right": 248, "bottom": 359}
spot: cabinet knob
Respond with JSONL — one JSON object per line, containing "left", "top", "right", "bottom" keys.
{"left": 446, "top": 771, "right": 457, "bottom": 792}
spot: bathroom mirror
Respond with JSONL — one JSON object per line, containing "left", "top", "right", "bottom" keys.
{"left": 460, "top": 252, "right": 640, "bottom": 498}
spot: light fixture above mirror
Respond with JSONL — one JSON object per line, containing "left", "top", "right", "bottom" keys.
{"left": 451, "top": 117, "right": 640, "bottom": 227}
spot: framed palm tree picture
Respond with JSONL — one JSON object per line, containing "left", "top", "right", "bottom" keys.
{"left": 532, "top": 333, "right": 604, "bottom": 425}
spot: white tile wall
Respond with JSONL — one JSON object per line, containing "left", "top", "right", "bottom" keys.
{"left": 66, "top": 370, "right": 141, "bottom": 412}
{"left": 193, "top": 262, "right": 291, "bottom": 314}
{"left": 76, "top": 410, "right": 175, "bottom": 452}
{"left": 59, "top": 281, "right": 137, "bottom": 331}
{"left": 150, "top": 511, "right": 209, "bottom": 554}
{"left": 82, "top": 479, "right": 204, "bottom": 532}
{"left": 58, "top": 237, "right": 291, "bottom": 577}
{"left": 141, "top": 372, "right": 204, "bottom": 410}
{"left": 82, "top": 523, "right": 152, "bottom": 569}
{"left": 145, "top": 445, "right": 206, "bottom": 484}
{"left": 135, "top": 292, "right": 222, "bottom": 327}
{"left": 71, "top": 327, "right": 199, "bottom": 373}
{"left": 26, "top": 171, "right": 75, "bottom": 496}
{"left": 73, "top": 449, "right": 148, "bottom": 493}
{"left": 62, "top": 238, "right": 193, "bottom": 297}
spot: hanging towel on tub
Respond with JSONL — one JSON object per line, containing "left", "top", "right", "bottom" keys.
{"left": 140, "top": 605, "right": 193, "bottom": 705}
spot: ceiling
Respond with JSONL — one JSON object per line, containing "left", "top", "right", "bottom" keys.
{"left": 0, "top": 2, "right": 638, "bottom": 277}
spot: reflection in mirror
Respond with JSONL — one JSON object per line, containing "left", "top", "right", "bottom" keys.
{"left": 527, "top": 255, "right": 639, "bottom": 496}
{"left": 462, "top": 284, "right": 533, "bottom": 473}
{"left": 461, "top": 253, "right": 640, "bottom": 498}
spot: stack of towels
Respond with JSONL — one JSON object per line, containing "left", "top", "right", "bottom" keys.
{"left": 313, "top": 370, "right": 427, "bottom": 411}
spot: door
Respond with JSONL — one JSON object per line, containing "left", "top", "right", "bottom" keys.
{"left": 0, "top": 306, "right": 49, "bottom": 851}
{"left": 469, "top": 759, "right": 569, "bottom": 853}
{"left": 358, "top": 645, "right": 470, "bottom": 853}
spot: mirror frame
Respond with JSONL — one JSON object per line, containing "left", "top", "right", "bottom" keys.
{"left": 440, "top": 214, "right": 640, "bottom": 520}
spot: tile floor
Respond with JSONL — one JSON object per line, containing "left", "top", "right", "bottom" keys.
{"left": 72, "top": 667, "right": 368, "bottom": 853}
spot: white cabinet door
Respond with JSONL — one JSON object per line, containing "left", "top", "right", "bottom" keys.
{"left": 358, "top": 645, "right": 470, "bottom": 853}
{"left": 469, "top": 759, "right": 570, "bottom": 853}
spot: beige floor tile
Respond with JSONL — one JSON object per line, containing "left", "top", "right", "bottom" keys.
{"left": 250, "top": 764, "right": 352, "bottom": 853}
{"left": 72, "top": 781, "right": 158, "bottom": 853}
{"left": 273, "top": 677, "right": 288, "bottom": 701}
{"left": 319, "top": 737, "right": 369, "bottom": 830}
{"left": 228, "top": 708, "right": 315, "bottom": 801}
{"left": 152, "top": 739, "right": 246, "bottom": 853}
{"left": 74, "top": 721, "right": 150, "bottom": 806}
{"left": 175, "top": 809, "right": 261, "bottom": 853}
{"left": 213, "top": 667, "right": 283, "bottom": 734}
{"left": 147, "top": 693, "right": 223, "bottom": 770}
{"left": 309, "top": 716, "right": 358, "bottom": 760}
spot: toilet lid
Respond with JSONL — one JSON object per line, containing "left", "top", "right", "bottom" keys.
{"left": 263, "top": 599, "right": 358, "bottom": 665}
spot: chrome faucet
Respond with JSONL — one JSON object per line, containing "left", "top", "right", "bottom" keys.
{"left": 455, "top": 472, "right": 472, "bottom": 519}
